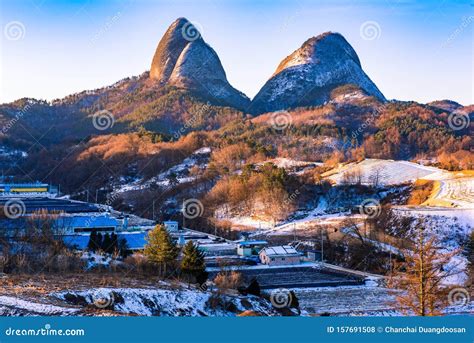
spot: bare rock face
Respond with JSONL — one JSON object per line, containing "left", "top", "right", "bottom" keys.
{"left": 249, "top": 32, "right": 385, "bottom": 114}
{"left": 150, "top": 18, "right": 250, "bottom": 110}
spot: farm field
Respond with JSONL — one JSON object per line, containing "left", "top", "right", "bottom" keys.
{"left": 323, "top": 159, "right": 448, "bottom": 186}
{"left": 425, "top": 176, "right": 474, "bottom": 209}
{"left": 208, "top": 265, "right": 364, "bottom": 289}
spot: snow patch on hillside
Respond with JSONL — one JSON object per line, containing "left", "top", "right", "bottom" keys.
{"left": 324, "top": 159, "right": 448, "bottom": 186}
{"left": 114, "top": 147, "right": 210, "bottom": 194}
{"left": 395, "top": 207, "right": 472, "bottom": 286}
{"left": 0, "top": 296, "right": 80, "bottom": 316}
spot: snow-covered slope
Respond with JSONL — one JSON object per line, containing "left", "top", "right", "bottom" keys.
{"left": 54, "top": 287, "right": 277, "bottom": 316}
{"left": 395, "top": 207, "right": 473, "bottom": 285}
{"left": 0, "top": 296, "right": 80, "bottom": 316}
{"left": 324, "top": 159, "right": 448, "bottom": 186}
{"left": 114, "top": 147, "right": 210, "bottom": 194}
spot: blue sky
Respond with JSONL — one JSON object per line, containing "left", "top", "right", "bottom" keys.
{"left": 0, "top": 0, "right": 472, "bottom": 105}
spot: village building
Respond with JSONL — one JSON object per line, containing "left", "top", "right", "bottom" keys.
{"left": 237, "top": 240, "right": 268, "bottom": 257}
{"left": 0, "top": 183, "right": 58, "bottom": 195}
{"left": 259, "top": 246, "right": 302, "bottom": 266}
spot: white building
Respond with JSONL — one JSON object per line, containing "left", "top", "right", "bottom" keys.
{"left": 259, "top": 246, "right": 302, "bottom": 266}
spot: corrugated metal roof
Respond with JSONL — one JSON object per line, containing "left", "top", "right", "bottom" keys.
{"left": 57, "top": 215, "right": 118, "bottom": 228}
{"left": 0, "top": 197, "right": 100, "bottom": 214}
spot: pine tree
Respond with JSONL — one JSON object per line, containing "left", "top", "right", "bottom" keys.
{"left": 118, "top": 238, "right": 130, "bottom": 258}
{"left": 87, "top": 231, "right": 98, "bottom": 252}
{"left": 180, "top": 241, "right": 207, "bottom": 284}
{"left": 96, "top": 232, "right": 103, "bottom": 251}
{"left": 110, "top": 233, "right": 119, "bottom": 254}
{"left": 289, "top": 290, "right": 300, "bottom": 310}
{"left": 246, "top": 278, "right": 261, "bottom": 296}
{"left": 102, "top": 233, "right": 112, "bottom": 254}
{"left": 144, "top": 225, "right": 179, "bottom": 275}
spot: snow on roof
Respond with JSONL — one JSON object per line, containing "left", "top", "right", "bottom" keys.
{"left": 261, "top": 245, "right": 301, "bottom": 257}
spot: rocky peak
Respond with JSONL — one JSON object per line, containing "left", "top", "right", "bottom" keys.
{"left": 250, "top": 32, "right": 385, "bottom": 114}
{"left": 273, "top": 32, "right": 361, "bottom": 76}
{"left": 150, "top": 18, "right": 200, "bottom": 82}
{"left": 150, "top": 18, "right": 250, "bottom": 110}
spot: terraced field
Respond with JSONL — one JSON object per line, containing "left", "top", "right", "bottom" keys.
{"left": 209, "top": 266, "right": 364, "bottom": 289}
{"left": 429, "top": 177, "right": 474, "bottom": 209}
{"left": 293, "top": 286, "right": 396, "bottom": 315}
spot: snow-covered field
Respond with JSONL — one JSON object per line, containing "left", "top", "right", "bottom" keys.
{"left": 324, "top": 159, "right": 473, "bottom": 210}
{"left": 324, "top": 159, "right": 448, "bottom": 186}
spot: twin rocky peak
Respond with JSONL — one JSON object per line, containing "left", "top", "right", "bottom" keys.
{"left": 150, "top": 17, "right": 385, "bottom": 114}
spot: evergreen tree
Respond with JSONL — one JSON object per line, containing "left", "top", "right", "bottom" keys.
{"left": 180, "top": 241, "right": 207, "bottom": 284}
{"left": 246, "top": 278, "right": 261, "bottom": 296}
{"left": 102, "top": 233, "right": 112, "bottom": 254}
{"left": 110, "top": 233, "right": 119, "bottom": 254}
{"left": 96, "top": 232, "right": 103, "bottom": 251}
{"left": 144, "top": 225, "right": 179, "bottom": 275}
{"left": 87, "top": 231, "right": 98, "bottom": 252}
{"left": 289, "top": 290, "right": 300, "bottom": 309}
{"left": 118, "top": 238, "right": 130, "bottom": 258}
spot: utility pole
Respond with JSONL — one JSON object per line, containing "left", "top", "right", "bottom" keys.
{"left": 152, "top": 200, "right": 155, "bottom": 221}
{"left": 95, "top": 189, "right": 99, "bottom": 203}
{"left": 86, "top": 189, "right": 89, "bottom": 202}
{"left": 385, "top": 230, "right": 393, "bottom": 273}
{"left": 320, "top": 227, "right": 324, "bottom": 263}
{"left": 389, "top": 249, "right": 392, "bottom": 272}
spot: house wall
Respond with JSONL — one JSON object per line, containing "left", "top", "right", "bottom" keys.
{"left": 237, "top": 246, "right": 253, "bottom": 256}
{"left": 259, "top": 252, "right": 301, "bottom": 266}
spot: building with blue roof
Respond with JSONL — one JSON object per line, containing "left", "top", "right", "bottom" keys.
{"left": 57, "top": 215, "right": 118, "bottom": 234}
